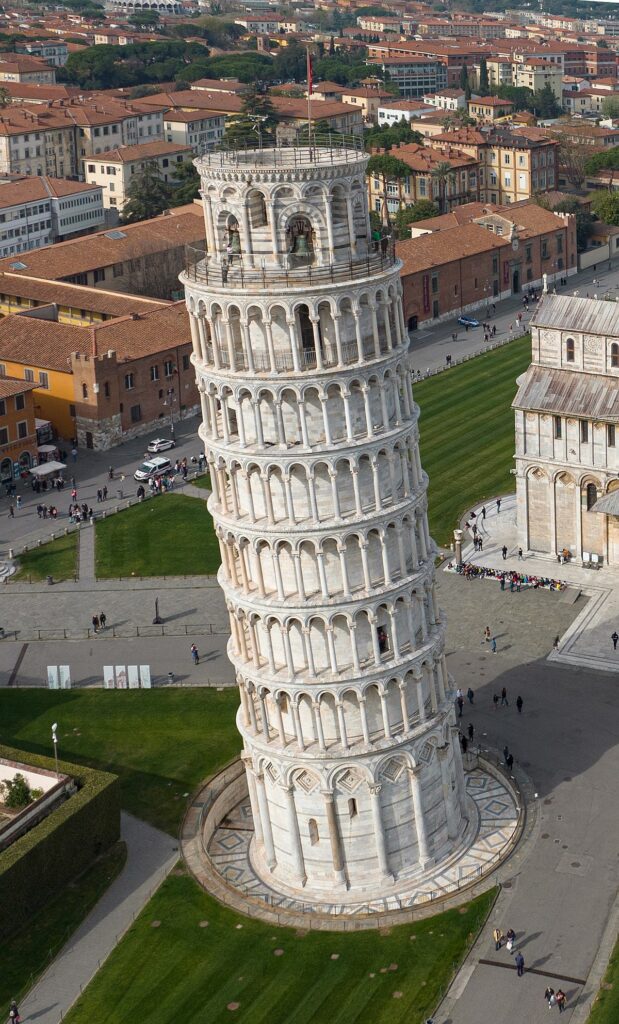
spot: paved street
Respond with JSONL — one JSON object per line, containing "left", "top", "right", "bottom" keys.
{"left": 435, "top": 569, "right": 619, "bottom": 1024}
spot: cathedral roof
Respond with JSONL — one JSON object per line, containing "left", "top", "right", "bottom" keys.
{"left": 514, "top": 365, "right": 619, "bottom": 422}
{"left": 531, "top": 294, "right": 619, "bottom": 338}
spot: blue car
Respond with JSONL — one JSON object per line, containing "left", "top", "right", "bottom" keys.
{"left": 458, "top": 315, "right": 480, "bottom": 328}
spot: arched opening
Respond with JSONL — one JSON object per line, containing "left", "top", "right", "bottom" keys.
{"left": 586, "top": 482, "right": 597, "bottom": 511}
{"left": 247, "top": 189, "right": 267, "bottom": 228}
{"left": 611, "top": 343, "right": 619, "bottom": 369}
{"left": 296, "top": 303, "right": 319, "bottom": 365}
{"left": 0, "top": 456, "right": 12, "bottom": 484}
{"left": 566, "top": 337, "right": 575, "bottom": 362}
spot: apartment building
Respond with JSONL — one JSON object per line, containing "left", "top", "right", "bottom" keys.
{"left": 468, "top": 96, "right": 515, "bottom": 123}
{"left": 84, "top": 141, "right": 191, "bottom": 213}
{"left": 377, "top": 99, "right": 436, "bottom": 126}
{"left": 15, "top": 40, "right": 68, "bottom": 67}
{"left": 0, "top": 53, "right": 56, "bottom": 84}
{"left": 0, "top": 176, "right": 104, "bottom": 258}
{"left": 0, "top": 108, "right": 77, "bottom": 178}
{"left": 427, "top": 127, "right": 558, "bottom": 204}
{"left": 367, "top": 56, "right": 448, "bottom": 99}
{"left": 163, "top": 110, "right": 225, "bottom": 154}
{"left": 0, "top": 377, "right": 38, "bottom": 481}
{"left": 368, "top": 142, "right": 480, "bottom": 218}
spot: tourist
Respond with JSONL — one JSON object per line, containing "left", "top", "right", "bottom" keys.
{"left": 97, "top": 489, "right": 103, "bottom": 503}
{"left": 481, "top": 506, "right": 486, "bottom": 519}
{"left": 8, "top": 504, "right": 13, "bottom": 518}
{"left": 501, "top": 686, "right": 508, "bottom": 705}
{"left": 506, "top": 927, "right": 516, "bottom": 953}
{"left": 191, "top": 643, "right": 199, "bottom": 665}
{"left": 518, "top": 547, "right": 523, "bottom": 560}
{"left": 484, "top": 626, "right": 491, "bottom": 643}
{"left": 15, "top": 495, "right": 21, "bottom": 511}
{"left": 71, "top": 446, "right": 78, "bottom": 462}
{"left": 545, "top": 987, "right": 556, "bottom": 1008}
{"left": 612, "top": 631, "right": 618, "bottom": 651}
{"left": 493, "top": 926, "right": 502, "bottom": 951}
{"left": 467, "top": 687, "right": 474, "bottom": 704}
{"left": 491, "top": 637, "right": 497, "bottom": 653}
{"left": 457, "top": 695, "right": 464, "bottom": 717}
{"left": 506, "top": 753, "right": 514, "bottom": 771}
{"left": 493, "top": 693, "right": 499, "bottom": 710}
{"left": 515, "top": 952, "right": 524, "bottom": 977}
{"left": 99, "top": 612, "right": 107, "bottom": 629}
{"left": 478, "top": 536, "right": 483, "bottom": 552}
{"left": 497, "top": 498, "right": 501, "bottom": 513}
{"left": 8, "top": 999, "right": 20, "bottom": 1022}
{"left": 460, "top": 734, "right": 468, "bottom": 753}
{"left": 502, "top": 545, "right": 508, "bottom": 560}
{"left": 102, "top": 485, "right": 108, "bottom": 501}
{"left": 516, "top": 696, "right": 523, "bottom": 714}
{"left": 92, "top": 615, "right": 99, "bottom": 633}
{"left": 468, "top": 722, "right": 474, "bottom": 742}
{"left": 556, "top": 990, "right": 566, "bottom": 1013}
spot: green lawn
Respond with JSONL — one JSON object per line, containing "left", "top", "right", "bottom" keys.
{"left": 2, "top": 841, "right": 126, "bottom": 1010}
{"left": 415, "top": 336, "right": 531, "bottom": 546}
{"left": 0, "top": 689, "right": 239, "bottom": 835}
{"left": 587, "top": 935, "right": 619, "bottom": 1024}
{"left": 95, "top": 493, "right": 219, "bottom": 578}
{"left": 13, "top": 532, "right": 78, "bottom": 582}
{"left": 190, "top": 473, "right": 211, "bottom": 490}
{"left": 65, "top": 872, "right": 495, "bottom": 1024}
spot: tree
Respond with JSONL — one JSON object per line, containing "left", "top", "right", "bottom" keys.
{"left": 272, "top": 38, "right": 307, "bottom": 82}
{"left": 394, "top": 200, "right": 439, "bottom": 238}
{"left": 601, "top": 95, "right": 619, "bottom": 119}
{"left": 329, "top": 35, "right": 336, "bottom": 56}
{"left": 121, "top": 163, "right": 171, "bottom": 224}
{"left": 496, "top": 84, "right": 535, "bottom": 112}
{"left": 3, "top": 772, "right": 33, "bottom": 809}
{"left": 365, "top": 118, "right": 423, "bottom": 151}
{"left": 430, "top": 160, "right": 453, "bottom": 214}
{"left": 127, "top": 10, "right": 160, "bottom": 28}
{"left": 584, "top": 146, "right": 619, "bottom": 176}
{"left": 478, "top": 57, "right": 489, "bottom": 96}
{"left": 533, "top": 82, "right": 561, "bottom": 119}
{"left": 591, "top": 190, "right": 619, "bottom": 227}
{"left": 556, "top": 134, "right": 589, "bottom": 191}
{"left": 551, "top": 196, "right": 593, "bottom": 253}
{"left": 170, "top": 159, "right": 200, "bottom": 206}
{"left": 367, "top": 153, "right": 411, "bottom": 217}
{"left": 224, "top": 85, "right": 279, "bottom": 146}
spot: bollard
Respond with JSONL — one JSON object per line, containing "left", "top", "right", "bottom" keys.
{"left": 64, "top": 527, "right": 68, "bottom": 535}
{"left": 8, "top": 548, "right": 13, "bottom": 559}
{"left": 37, "top": 538, "right": 42, "bottom": 547}
{"left": 50, "top": 532, "right": 55, "bottom": 542}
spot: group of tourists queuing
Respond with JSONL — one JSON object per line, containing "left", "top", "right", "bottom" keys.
{"left": 451, "top": 561, "right": 566, "bottom": 592}
{"left": 68, "top": 502, "right": 93, "bottom": 523}
{"left": 31, "top": 474, "right": 65, "bottom": 493}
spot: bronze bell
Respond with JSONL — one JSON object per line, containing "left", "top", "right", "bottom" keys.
{"left": 292, "top": 232, "right": 309, "bottom": 255}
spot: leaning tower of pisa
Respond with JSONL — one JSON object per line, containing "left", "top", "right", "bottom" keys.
{"left": 181, "top": 137, "right": 468, "bottom": 903}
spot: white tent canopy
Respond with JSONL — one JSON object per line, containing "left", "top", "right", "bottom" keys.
{"left": 29, "top": 460, "right": 66, "bottom": 478}
{"left": 37, "top": 444, "right": 57, "bottom": 454}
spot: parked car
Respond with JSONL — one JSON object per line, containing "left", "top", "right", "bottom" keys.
{"left": 134, "top": 456, "right": 172, "bottom": 482}
{"left": 147, "top": 437, "right": 175, "bottom": 453}
{"left": 457, "top": 315, "right": 480, "bottom": 328}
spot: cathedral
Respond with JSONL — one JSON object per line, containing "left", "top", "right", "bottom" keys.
{"left": 514, "top": 294, "right": 619, "bottom": 566}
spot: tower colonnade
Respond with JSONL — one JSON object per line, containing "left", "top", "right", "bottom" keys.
{"left": 181, "top": 140, "right": 468, "bottom": 900}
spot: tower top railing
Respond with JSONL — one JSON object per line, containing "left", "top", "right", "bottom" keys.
{"left": 183, "top": 241, "right": 398, "bottom": 291}
{"left": 196, "top": 133, "right": 367, "bottom": 172}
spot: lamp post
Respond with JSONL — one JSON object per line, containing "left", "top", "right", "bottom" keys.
{"left": 51, "top": 721, "right": 59, "bottom": 779}
{"left": 165, "top": 386, "right": 176, "bottom": 438}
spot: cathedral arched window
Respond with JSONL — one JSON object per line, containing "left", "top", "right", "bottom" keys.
{"left": 586, "top": 483, "right": 597, "bottom": 511}
{"left": 611, "top": 343, "right": 619, "bottom": 368}
{"left": 566, "top": 338, "right": 575, "bottom": 362}
{"left": 308, "top": 819, "right": 319, "bottom": 845}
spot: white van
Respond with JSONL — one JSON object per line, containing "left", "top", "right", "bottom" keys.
{"left": 133, "top": 456, "right": 172, "bottom": 482}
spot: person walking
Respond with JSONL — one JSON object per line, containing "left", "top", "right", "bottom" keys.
{"left": 544, "top": 987, "right": 556, "bottom": 1008}
{"left": 493, "top": 927, "right": 502, "bottom": 951}
{"left": 8, "top": 504, "right": 13, "bottom": 518}
{"left": 502, "top": 545, "right": 508, "bottom": 560}
{"left": 71, "top": 446, "right": 78, "bottom": 463}
{"left": 491, "top": 637, "right": 497, "bottom": 653}
{"left": 612, "top": 631, "right": 618, "bottom": 651}
{"left": 506, "top": 928, "right": 516, "bottom": 953}
{"left": 518, "top": 547, "right": 524, "bottom": 560}
{"left": 9, "top": 999, "right": 21, "bottom": 1022}
{"left": 468, "top": 722, "right": 474, "bottom": 742}
{"left": 484, "top": 626, "right": 491, "bottom": 643}
{"left": 91, "top": 615, "right": 99, "bottom": 633}
{"left": 481, "top": 505, "right": 486, "bottom": 520}
{"left": 516, "top": 695, "right": 523, "bottom": 714}
{"left": 460, "top": 734, "right": 468, "bottom": 754}
{"left": 97, "top": 488, "right": 103, "bottom": 503}
{"left": 99, "top": 612, "right": 106, "bottom": 629}
{"left": 556, "top": 990, "right": 566, "bottom": 1013}
{"left": 497, "top": 498, "right": 501, "bottom": 513}
{"left": 506, "top": 753, "right": 514, "bottom": 771}
{"left": 457, "top": 695, "right": 464, "bottom": 717}
{"left": 191, "top": 643, "right": 199, "bottom": 665}
{"left": 102, "top": 485, "right": 108, "bottom": 501}
{"left": 467, "top": 686, "right": 474, "bottom": 704}
{"left": 493, "top": 693, "right": 499, "bottom": 710}
{"left": 15, "top": 495, "right": 21, "bottom": 511}
{"left": 501, "top": 686, "right": 508, "bottom": 705}
{"left": 503, "top": 744, "right": 510, "bottom": 762}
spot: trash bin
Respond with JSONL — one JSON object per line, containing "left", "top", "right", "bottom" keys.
{"left": 47, "top": 575, "right": 54, "bottom": 585}
{"left": 117, "top": 488, "right": 123, "bottom": 500}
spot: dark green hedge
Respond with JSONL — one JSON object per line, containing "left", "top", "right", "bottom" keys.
{"left": 0, "top": 745, "right": 120, "bottom": 938}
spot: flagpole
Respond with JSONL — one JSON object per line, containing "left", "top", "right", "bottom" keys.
{"left": 306, "top": 45, "right": 313, "bottom": 156}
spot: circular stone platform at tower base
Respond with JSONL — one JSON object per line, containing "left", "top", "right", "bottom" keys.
{"left": 181, "top": 756, "right": 523, "bottom": 929}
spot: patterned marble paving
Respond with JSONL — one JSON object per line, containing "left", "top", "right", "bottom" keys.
{"left": 206, "top": 768, "right": 519, "bottom": 917}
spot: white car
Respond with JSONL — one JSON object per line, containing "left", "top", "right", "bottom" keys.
{"left": 147, "top": 438, "right": 175, "bottom": 453}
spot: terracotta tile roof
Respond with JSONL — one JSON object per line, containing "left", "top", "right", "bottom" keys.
{"left": 0, "top": 376, "right": 38, "bottom": 400}
{"left": 372, "top": 141, "right": 477, "bottom": 170}
{"left": 0, "top": 317, "right": 77, "bottom": 372}
{"left": 89, "top": 301, "right": 190, "bottom": 360}
{"left": 86, "top": 141, "right": 191, "bottom": 164}
{"left": 397, "top": 223, "right": 509, "bottom": 274}
{"left": 0, "top": 272, "right": 168, "bottom": 315}
{"left": 0, "top": 52, "right": 51, "bottom": 73}
{"left": 0, "top": 176, "right": 100, "bottom": 209}
{"left": 411, "top": 202, "right": 497, "bottom": 231}
{"left": 0, "top": 206, "right": 204, "bottom": 282}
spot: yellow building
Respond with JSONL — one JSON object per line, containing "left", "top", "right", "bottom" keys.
{"left": 468, "top": 96, "right": 515, "bottom": 123}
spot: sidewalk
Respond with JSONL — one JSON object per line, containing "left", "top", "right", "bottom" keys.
{"left": 20, "top": 813, "right": 178, "bottom": 1024}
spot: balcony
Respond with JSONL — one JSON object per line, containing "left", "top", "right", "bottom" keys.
{"left": 183, "top": 244, "right": 398, "bottom": 293}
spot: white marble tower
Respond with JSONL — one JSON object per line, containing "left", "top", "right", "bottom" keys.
{"left": 181, "top": 138, "right": 467, "bottom": 902}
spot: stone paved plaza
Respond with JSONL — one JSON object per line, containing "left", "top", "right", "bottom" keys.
{"left": 457, "top": 493, "right": 619, "bottom": 673}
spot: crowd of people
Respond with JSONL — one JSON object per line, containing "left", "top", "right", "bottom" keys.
{"left": 451, "top": 561, "right": 566, "bottom": 591}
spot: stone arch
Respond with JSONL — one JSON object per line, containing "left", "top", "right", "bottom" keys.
{"left": 526, "top": 466, "right": 551, "bottom": 553}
